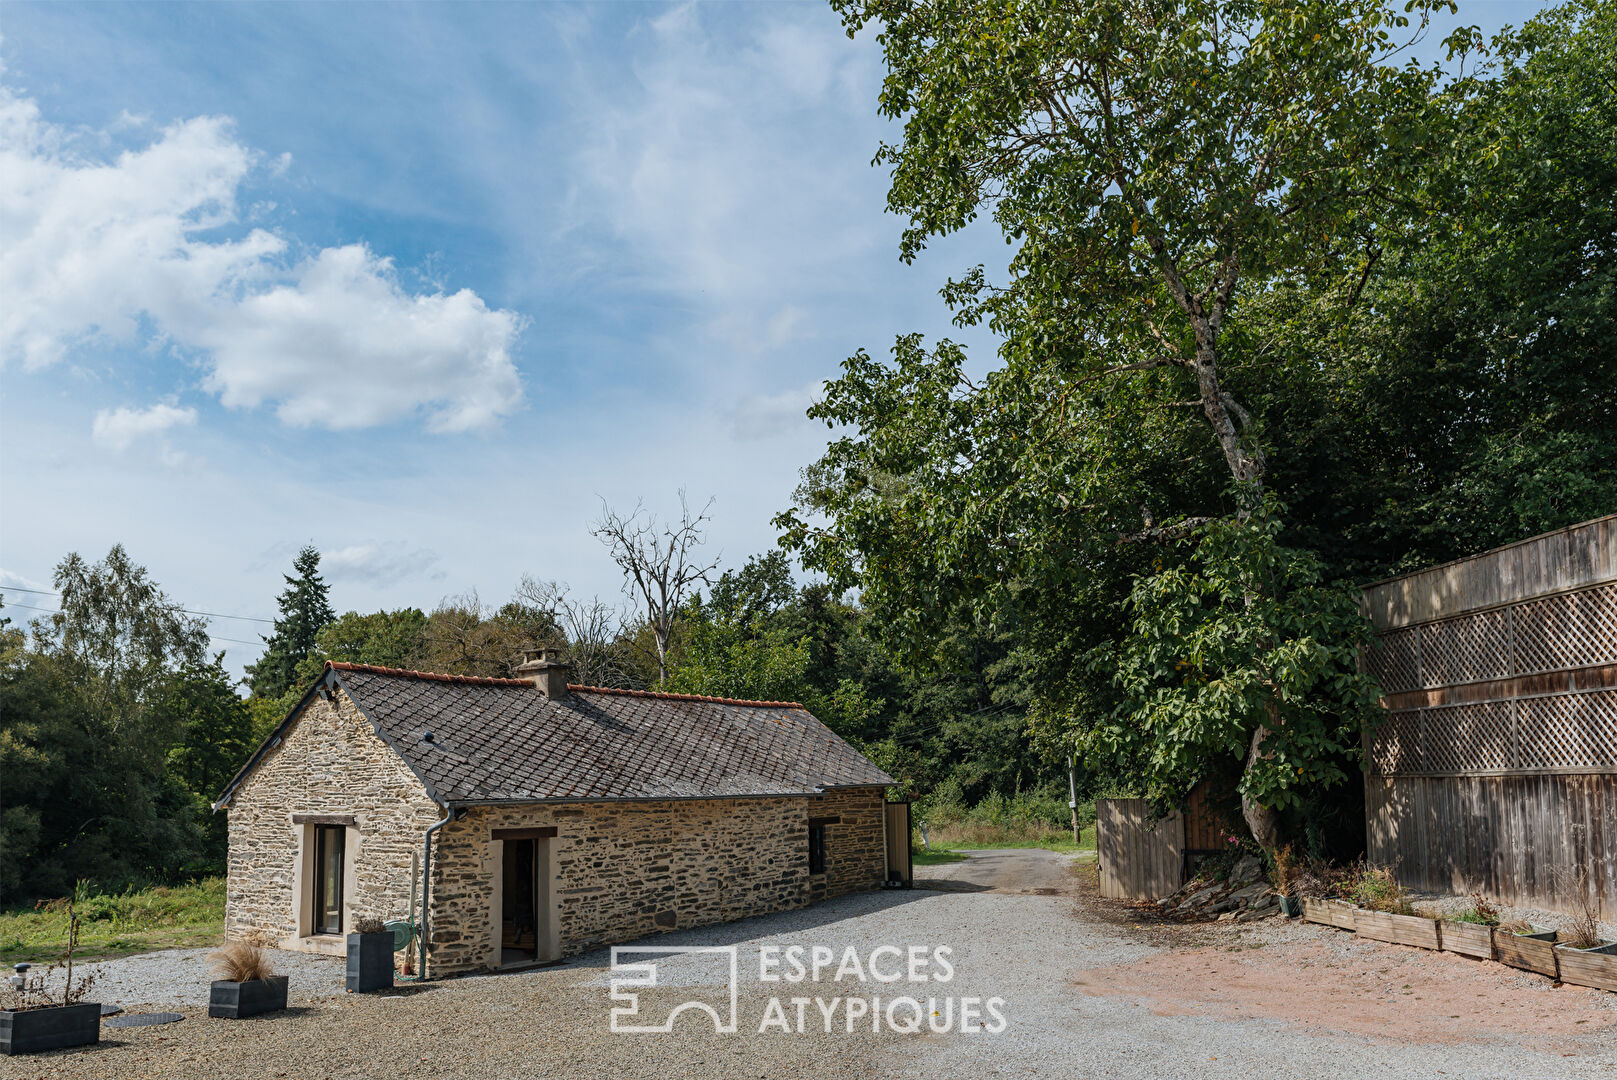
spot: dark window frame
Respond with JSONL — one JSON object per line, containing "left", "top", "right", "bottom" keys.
{"left": 807, "top": 823, "right": 827, "bottom": 875}
{"left": 312, "top": 825, "right": 345, "bottom": 936}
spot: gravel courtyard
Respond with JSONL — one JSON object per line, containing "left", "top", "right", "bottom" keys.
{"left": 7, "top": 851, "right": 1615, "bottom": 1080}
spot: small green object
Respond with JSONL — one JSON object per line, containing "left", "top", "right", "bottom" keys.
{"left": 383, "top": 920, "right": 413, "bottom": 952}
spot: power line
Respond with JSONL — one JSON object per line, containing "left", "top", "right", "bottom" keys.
{"left": 0, "top": 601, "right": 264, "bottom": 649}
{"left": 0, "top": 584, "right": 276, "bottom": 625}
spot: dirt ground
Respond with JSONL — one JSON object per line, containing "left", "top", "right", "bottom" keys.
{"left": 1067, "top": 859, "right": 1617, "bottom": 1054}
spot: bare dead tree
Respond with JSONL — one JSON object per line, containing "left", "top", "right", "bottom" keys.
{"left": 591, "top": 492, "right": 720, "bottom": 685}
{"left": 514, "top": 576, "right": 636, "bottom": 689}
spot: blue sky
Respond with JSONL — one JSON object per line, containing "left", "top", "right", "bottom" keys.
{"left": 0, "top": 0, "right": 1544, "bottom": 676}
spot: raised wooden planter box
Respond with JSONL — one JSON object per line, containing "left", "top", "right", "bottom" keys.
{"left": 1439, "top": 920, "right": 1495, "bottom": 960}
{"left": 1354, "top": 909, "right": 1442, "bottom": 950}
{"left": 1495, "top": 927, "right": 1559, "bottom": 978}
{"left": 208, "top": 976, "right": 288, "bottom": 1019}
{"left": 1, "top": 1003, "right": 101, "bottom": 1055}
{"left": 1301, "top": 898, "right": 1357, "bottom": 930}
{"left": 1555, "top": 941, "right": 1617, "bottom": 992}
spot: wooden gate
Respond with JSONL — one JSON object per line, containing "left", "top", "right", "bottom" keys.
{"left": 884, "top": 801, "right": 913, "bottom": 887}
{"left": 1097, "top": 798, "right": 1184, "bottom": 900}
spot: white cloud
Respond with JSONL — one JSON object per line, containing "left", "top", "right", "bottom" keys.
{"left": 0, "top": 85, "right": 524, "bottom": 432}
{"left": 570, "top": 8, "right": 884, "bottom": 336}
{"left": 729, "top": 380, "right": 822, "bottom": 441}
{"left": 91, "top": 402, "right": 197, "bottom": 451}
{"left": 321, "top": 542, "right": 445, "bottom": 586}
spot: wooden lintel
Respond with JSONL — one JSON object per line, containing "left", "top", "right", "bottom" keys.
{"left": 292, "top": 813, "right": 356, "bottom": 826}
{"left": 492, "top": 826, "right": 558, "bottom": 840}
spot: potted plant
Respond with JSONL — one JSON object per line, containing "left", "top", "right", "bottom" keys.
{"left": 1272, "top": 846, "right": 1302, "bottom": 918}
{"left": 346, "top": 917, "right": 395, "bottom": 993}
{"left": 208, "top": 940, "right": 288, "bottom": 1019}
{"left": 1439, "top": 893, "right": 1498, "bottom": 961}
{"left": 1, "top": 889, "right": 101, "bottom": 1056}
{"left": 1346, "top": 865, "right": 1441, "bottom": 950}
{"left": 1494, "top": 922, "right": 1560, "bottom": 978}
{"left": 1552, "top": 886, "right": 1617, "bottom": 992}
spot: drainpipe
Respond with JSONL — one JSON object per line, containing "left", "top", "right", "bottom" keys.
{"left": 418, "top": 806, "right": 457, "bottom": 979}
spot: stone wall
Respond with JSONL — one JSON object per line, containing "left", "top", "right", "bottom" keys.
{"left": 223, "top": 688, "right": 443, "bottom": 959}
{"left": 427, "top": 786, "right": 887, "bottom": 976}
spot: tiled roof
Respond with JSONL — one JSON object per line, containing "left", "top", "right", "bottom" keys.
{"left": 321, "top": 662, "right": 892, "bottom": 804}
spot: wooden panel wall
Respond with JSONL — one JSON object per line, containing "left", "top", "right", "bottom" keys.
{"left": 1365, "top": 773, "right": 1617, "bottom": 920}
{"left": 1183, "top": 782, "right": 1230, "bottom": 851}
{"left": 1097, "top": 799, "right": 1184, "bottom": 900}
{"left": 884, "top": 801, "right": 912, "bottom": 886}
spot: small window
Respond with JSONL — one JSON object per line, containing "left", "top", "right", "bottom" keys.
{"left": 807, "top": 823, "right": 826, "bottom": 875}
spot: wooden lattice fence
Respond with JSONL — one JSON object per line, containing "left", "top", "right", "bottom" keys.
{"left": 1362, "top": 515, "right": 1617, "bottom": 919}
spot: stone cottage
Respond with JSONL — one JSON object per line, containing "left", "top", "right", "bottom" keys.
{"left": 213, "top": 649, "right": 896, "bottom": 978}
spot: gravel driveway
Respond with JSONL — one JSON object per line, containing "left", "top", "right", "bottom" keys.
{"left": 6, "top": 851, "right": 1614, "bottom": 1080}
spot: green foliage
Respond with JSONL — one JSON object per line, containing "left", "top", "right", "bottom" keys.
{"left": 0, "top": 879, "right": 225, "bottom": 964}
{"left": 158, "top": 657, "right": 260, "bottom": 860}
{"left": 665, "top": 553, "right": 1056, "bottom": 803}
{"left": 1343, "top": 863, "right": 1415, "bottom": 916}
{"left": 1, "top": 549, "right": 222, "bottom": 901}
{"left": 914, "top": 781, "right": 1090, "bottom": 851}
{"left": 246, "top": 546, "right": 334, "bottom": 699}
{"left": 1098, "top": 507, "right": 1382, "bottom": 812}
{"left": 286, "top": 607, "right": 430, "bottom": 691}
{"left": 664, "top": 610, "right": 814, "bottom": 705}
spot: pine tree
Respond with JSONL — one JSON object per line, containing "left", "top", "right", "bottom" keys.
{"left": 246, "top": 545, "right": 334, "bottom": 699}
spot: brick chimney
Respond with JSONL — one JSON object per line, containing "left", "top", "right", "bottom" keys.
{"left": 517, "top": 646, "right": 572, "bottom": 699}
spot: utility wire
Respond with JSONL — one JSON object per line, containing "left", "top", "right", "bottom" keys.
{"left": 0, "top": 584, "right": 275, "bottom": 625}
{"left": 0, "top": 601, "right": 265, "bottom": 648}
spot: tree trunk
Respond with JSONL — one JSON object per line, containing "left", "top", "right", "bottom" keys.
{"left": 1240, "top": 724, "right": 1283, "bottom": 852}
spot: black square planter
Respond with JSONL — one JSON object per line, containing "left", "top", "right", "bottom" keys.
{"left": 346, "top": 932, "right": 394, "bottom": 993}
{"left": 208, "top": 976, "right": 288, "bottom": 1018}
{"left": 1, "top": 1003, "right": 101, "bottom": 1055}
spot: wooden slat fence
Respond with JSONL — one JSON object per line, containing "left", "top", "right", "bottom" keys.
{"left": 1097, "top": 799, "right": 1184, "bottom": 900}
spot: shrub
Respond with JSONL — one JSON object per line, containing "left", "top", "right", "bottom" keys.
{"left": 352, "top": 916, "right": 386, "bottom": 935}
{"left": 1448, "top": 893, "right": 1500, "bottom": 926}
{"left": 209, "top": 939, "right": 275, "bottom": 983}
{"left": 1343, "top": 864, "right": 1414, "bottom": 916}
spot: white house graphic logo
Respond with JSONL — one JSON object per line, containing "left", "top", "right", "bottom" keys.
{"left": 609, "top": 946, "right": 740, "bottom": 1034}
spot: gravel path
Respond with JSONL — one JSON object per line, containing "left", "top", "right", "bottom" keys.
{"left": 21, "top": 948, "right": 346, "bottom": 1011}
{"left": 5, "top": 852, "right": 1613, "bottom": 1079}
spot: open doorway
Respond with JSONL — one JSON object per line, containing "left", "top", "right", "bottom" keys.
{"left": 498, "top": 831, "right": 555, "bottom": 967}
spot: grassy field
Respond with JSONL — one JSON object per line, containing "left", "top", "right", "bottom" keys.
{"left": 0, "top": 879, "right": 226, "bottom": 964}
{"left": 917, "top": 822, "right": 1096, "bottom": 854}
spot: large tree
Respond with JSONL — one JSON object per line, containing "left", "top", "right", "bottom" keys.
{"left": 246, "top": 545, "right": 335, "bottom": 699}
{"left": 2, "top": 548, "right": 215, "bottom": 898}
{"left": 792, "top": 0, "right": 1468, "bottom": 847}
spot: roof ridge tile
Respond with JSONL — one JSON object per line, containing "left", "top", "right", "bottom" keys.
{"left": 326, "top": 661, "right": 803, "bottom": 707}
{"left": 568, "top": 684, "right": 803, "bottom": 709}
{"left": 326, "top": 661, "right": 530, "bottom": 687}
